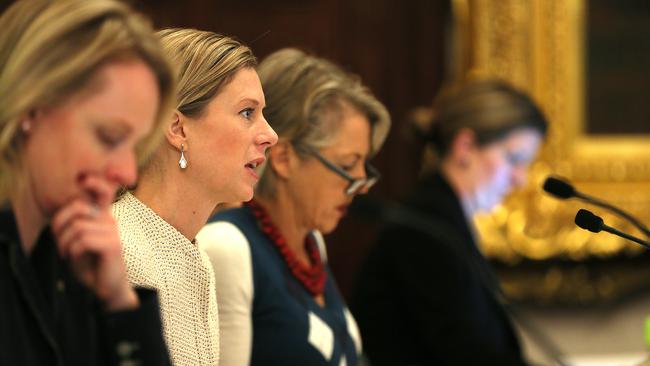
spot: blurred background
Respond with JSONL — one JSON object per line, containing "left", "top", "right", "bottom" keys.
{"left": 3, "top": 0, "right": 648, "bottom": 364}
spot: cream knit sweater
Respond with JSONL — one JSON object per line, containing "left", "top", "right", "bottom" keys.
{"left": 112, "top": 193, "right": 220, "bottom": 366}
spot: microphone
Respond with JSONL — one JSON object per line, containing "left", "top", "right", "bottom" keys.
{"left": 574, "top": 209, "right": 650, "bottom": 248}
{"left": 543, "top": 176, "right": 650, "bottom": 238}
{"left": 543, "top": 176, "right": 575, "bottom": 199}
{"left": 574, "top": 209, "right": 604, "bottom": 233}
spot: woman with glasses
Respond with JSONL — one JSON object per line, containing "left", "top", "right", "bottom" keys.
{"left": 197, "top": 48, "right": 390, "bottom": 366}
{"left": 353, "top": 80, "right": 547, "bottom": 366}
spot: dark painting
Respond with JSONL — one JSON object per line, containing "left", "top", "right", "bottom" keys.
{"left": 587, "top": 0, "right": 650, "bottom": 135}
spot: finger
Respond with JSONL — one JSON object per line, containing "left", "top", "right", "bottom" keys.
{"left": 67, "top": 224, "right": 121, "bottom": 259}
{"left": 55, "top": 217, "right": 91, "bottom": 258}
{"left": 63, "top": 224, "right": 132, "bottom": 306}
{"left": 79, "top": 175, "right": 116, "bottom": 208}
{"left": 51, "top": 200, "right": 95, "bottom": 237}
{"left": 67, "top": 229, "right": 125, "bottom": 289}
{"left": 70, "top": 250, "right": 98, "bottom": 287}
{"left": 56, "top": 214, "right": 118, "bottom": 258}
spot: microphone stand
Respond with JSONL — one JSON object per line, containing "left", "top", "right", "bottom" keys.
{"left": 574, "top": 191, "right": 650, "bottom": 238}
{"left": 599, "top": 223, "right": 650, "bottom": 248}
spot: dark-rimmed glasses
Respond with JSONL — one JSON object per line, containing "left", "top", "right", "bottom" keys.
{"left": 303, "top": 149, "right": 380, "bottom": 195}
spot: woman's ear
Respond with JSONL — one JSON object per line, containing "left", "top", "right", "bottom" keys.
{"left": 164, "top": 110, "right": 188, "bottom": 150}
{"left": 20, "top": 109, "right": 44, "bottom": 135}
{"left": 267, "top": 141, "right": 297, "bottom": 180}
{"left": 448, "top": 128, "right": 477, "bottom": 168}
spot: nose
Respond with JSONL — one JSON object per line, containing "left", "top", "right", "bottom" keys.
{"left": 255, "top": 116, "right": 278, "bottom": 151}
{"left": 106, "top": 150, "right": 138, "bottom": 187}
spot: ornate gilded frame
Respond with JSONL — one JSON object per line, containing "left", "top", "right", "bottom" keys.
{"left": 446, "top": 0, "right": 650, "bottom": 303}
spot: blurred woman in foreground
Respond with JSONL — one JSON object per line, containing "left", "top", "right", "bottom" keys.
{"left": 0, "top": 0, "right": 175, "bottom": 364}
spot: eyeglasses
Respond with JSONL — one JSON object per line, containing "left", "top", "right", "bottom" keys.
{"left": 303, "top": 148, "right": 380, "bottom": 195}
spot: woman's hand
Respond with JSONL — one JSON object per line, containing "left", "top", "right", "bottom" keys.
{"left": 51, "top": 175, "right": 138, "bottom": 312}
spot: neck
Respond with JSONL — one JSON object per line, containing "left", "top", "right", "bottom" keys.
{"left": 133, "top": 166, "right": 219, "bottom": 242}
{"left": 255, "top": 191, "right": 311, "bottom": 264}
{"left": 440, "top": 159, "right": 477, "bottom": 217}
{"left": 10, "top": 180, "right": 48, "bottom": 255}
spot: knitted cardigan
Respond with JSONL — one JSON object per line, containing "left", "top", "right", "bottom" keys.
{"left": 112, "top": 193, "right": 220, "bottom": 366}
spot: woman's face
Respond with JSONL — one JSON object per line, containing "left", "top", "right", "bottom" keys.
{"left": 286, "top": 107, "right": 372, "bottom": 234}
{"left": 467, "top": 128, "right": 543, "bottom": 211}
{"left": 184, "top": 67, "right": 277, "bottom": 203}
{"left": 22, "top": 60, "right": 160, "bottom": 216}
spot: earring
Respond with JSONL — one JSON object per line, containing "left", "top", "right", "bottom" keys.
{"left": 179, "top": 144, "right": 188, "bottom": 169}
{"left": 21, "top": 119, "right": 31, "bottom": 134}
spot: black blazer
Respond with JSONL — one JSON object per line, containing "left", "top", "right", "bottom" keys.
{"left": 352, "top": 172, "right": 527, "bottom": 366}
{"left": 0, "top": 207, "right": 170, "bottom": 366}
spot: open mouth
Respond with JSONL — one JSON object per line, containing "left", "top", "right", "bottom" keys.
{"left": 245, "top": 157, "right": 265, "bottom": 170}
{"left": 245, "top": 157, "right": 265, "bottom": 180}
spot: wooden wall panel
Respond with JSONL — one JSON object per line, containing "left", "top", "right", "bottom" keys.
{"left": 1, "top": 0, "right": 448, "bottom": 300}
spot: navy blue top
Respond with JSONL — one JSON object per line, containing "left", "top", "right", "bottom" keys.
{"left": 210, "top": 206, "right": 360, "bottom": 366}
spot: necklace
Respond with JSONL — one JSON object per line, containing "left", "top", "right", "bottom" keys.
{"left": 247, "top": 200, "right": 327, "bottom": 296}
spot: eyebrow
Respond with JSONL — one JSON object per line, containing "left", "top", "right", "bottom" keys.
{"left": 338, "top": 153, "right": 363, "bottom": 162}
{"left": 97, "top": 118, "right": 134, "bottom": 134}
{"left": 238, "top": 98, "right": 263, "bottom": 107}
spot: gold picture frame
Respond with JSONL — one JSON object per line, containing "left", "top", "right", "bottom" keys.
{"left": 449, "top": 0, "right": 650, "bottom": 303}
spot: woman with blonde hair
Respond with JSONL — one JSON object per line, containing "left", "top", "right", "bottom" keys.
{"left": 198, "top": 48, "right": 391, "bottom": 366}
{"left": 0, "top": 0, "right": 175, "bottom": 364}
{"left": 112, "top": 28, "right": 277, "bottom": 366}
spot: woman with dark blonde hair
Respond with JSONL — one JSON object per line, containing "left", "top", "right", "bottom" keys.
{"left": 112, "top": 29, "right": 277, "bottom": 366}
{"left": 0, "top": 0, "right": 176, "bottom": 364}
{"left": 353, "top": 79, "right": 548, "bottom": 366}
{"left": 198, "top": 48, "right": 391, "bottom": 366}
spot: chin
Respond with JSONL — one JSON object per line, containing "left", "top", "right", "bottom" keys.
{"left": 318, "top": 220, "right": 340, "bottom": 235}
{"left": 41, "top": 200, "right": 61, "bottom": 218}
{"left": 230, "top": 185, "right": 254, "bottom": 203}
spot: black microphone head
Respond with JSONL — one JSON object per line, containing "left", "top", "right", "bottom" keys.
{"left": 575, "top": 209, "right": 604, "bottom": 233}
{"left": 543, "top": 176, "right": 576, "bottom": 199}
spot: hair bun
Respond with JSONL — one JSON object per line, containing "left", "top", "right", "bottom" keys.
{"left": 409, "top": 106, "right": 437, "bottom": 143}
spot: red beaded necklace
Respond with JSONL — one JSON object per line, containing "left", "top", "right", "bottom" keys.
{"left": 247, "top": 200, "right": 327, "bottom": 296}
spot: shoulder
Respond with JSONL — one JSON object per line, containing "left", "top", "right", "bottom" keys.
{"left": 198, "top": 220, "right": 256, "bottom": 292}
{"left": 111, "top": 195, "right": 157, "bottom": 287}
{"left": 112, "top": 194, "right": 147, "bottom": 246}
{"left": 208, "top": 206, "right": 255, "bottom": 227}
{"left": 198, "top": 221, "right": 251, "bottom": 265}
{"left": 202, "top": 206, "right": 268, "bottom": 259}
{"left": 112, "top": 198, "right": 148, "bottom": 253}
{"left": 198, "top": 220, "right": 255, "bottom": 304}
{"left": 111, "top": 192, "right": 140, "bottom": 222}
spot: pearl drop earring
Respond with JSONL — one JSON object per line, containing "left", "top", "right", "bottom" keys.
{"left": 179, "top": 144, "right": 188, "bottom": 169}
